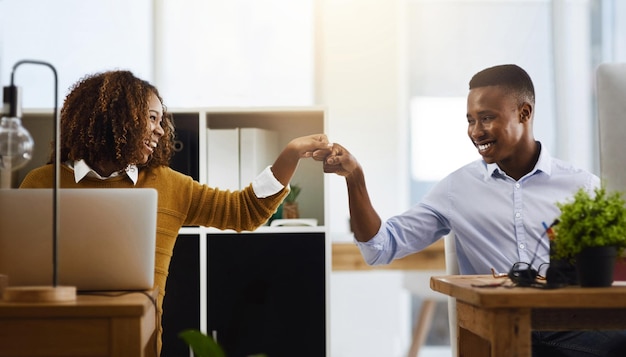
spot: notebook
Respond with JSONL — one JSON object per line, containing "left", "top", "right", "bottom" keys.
{"left": 0, "top": 188, "right": 157, "bottom": 291}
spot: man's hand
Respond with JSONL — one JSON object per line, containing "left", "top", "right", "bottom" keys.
{"left": 314, "top": 142, "right": 379, "bottom": 241}
{"left": 313, "top": 143, "right": 360, "bottom": 177}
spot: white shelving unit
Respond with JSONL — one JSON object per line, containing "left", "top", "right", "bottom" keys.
{"left": 167, "top": 107, "right": 328, "bottom": 354}
{"left": 17, "top": 106, "right": 330, "bottom": 356}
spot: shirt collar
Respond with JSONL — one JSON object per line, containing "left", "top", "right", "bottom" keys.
{"left": 533, "top": 144, "right": 552, "bottom": 175}
{"left": 71, "top": 159, "right": 139, "bottom": 185}
{"left": 484, "top": 141, "right": 552, "bottom": 180}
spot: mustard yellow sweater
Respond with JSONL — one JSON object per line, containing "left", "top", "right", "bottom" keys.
{"left": 20, "top": 164, "right": 288, "bottom": 354}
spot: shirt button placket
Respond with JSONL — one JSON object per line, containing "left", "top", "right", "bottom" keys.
{"left": 513, "top": 181, "right": 528, "bottom": 261}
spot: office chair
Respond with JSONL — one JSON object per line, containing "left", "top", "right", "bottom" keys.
{"left": 597, "top": 63, "right": 626, "bottom": 194}
{"left": 597, "top": 62, "right": 626, "bottom": 280}
{"left": 444, "top": 232, "right": 459, "bottom": 357}
{"left": 404, "top": 232, "right": 457, "bottom": 357}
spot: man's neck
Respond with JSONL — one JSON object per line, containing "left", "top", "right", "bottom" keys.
{"left": 501, "top": 141, "right": 541, "bottom": 181}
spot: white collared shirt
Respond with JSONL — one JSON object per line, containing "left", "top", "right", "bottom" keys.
{"left": 70, "top": 159, "right": 139, "bottom": 184}
{"left": 69, "top": 160, "right": 285, "bottom": 198}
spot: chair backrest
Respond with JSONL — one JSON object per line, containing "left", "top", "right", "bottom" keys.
{"left": 596, "top": 62, "right": 626, "bottom": 275}
{"left": 597, "top": 62, "right": 626, "bottom": 193}
{"left": 444, "top": 232, "right": 459, "bottom": 275}
{"left": 444, "top": 232, "right": 458, "bottom": 356}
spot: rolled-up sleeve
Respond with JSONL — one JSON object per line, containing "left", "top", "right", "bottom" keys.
{"left": 251, "top": 165, "right": 285, "bottom": 198}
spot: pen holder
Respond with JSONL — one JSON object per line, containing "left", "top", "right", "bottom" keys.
{"left": 282, "top": 202, "right": 300, "bottom": 219}
{"left": 546, "top": 242, "right": 578, "bottom": 288}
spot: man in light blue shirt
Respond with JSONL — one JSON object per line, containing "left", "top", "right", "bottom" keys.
{"left": 361, "top": 144, "right": 598, "bottom": 276}
{"left": 318, "top": 64, "right": 626, "bottom": 357}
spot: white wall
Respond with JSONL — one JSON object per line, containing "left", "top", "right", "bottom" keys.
{"left": 318, "top": 0, "right": 410, "bottom": 238}
{"left": 330, "top": 271, "right": 413, "bottom": 357}
{"left": 552, "top": 0, "right": 595, "bottom": 173}
{"left": 0, "top": 0, "right": 153, "bottom": 107}
{"left": 153, "top": 0, "right": 314, "bottom": 107}
{"left": 316, "top": 1, "right": 415, "bottom": 356}
{"left": 615, "top": 1, "right": 626, "bottom": 60}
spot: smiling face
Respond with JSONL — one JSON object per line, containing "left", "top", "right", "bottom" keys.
{"left": 466, "top": 85, "right": 533, "bottom": 167}
{"left": 139, "top": 93, "right": 165, "bottom": 165}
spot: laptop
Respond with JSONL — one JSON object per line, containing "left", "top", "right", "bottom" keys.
{"left": 0, "top": 188, "right": 157, "bottom": 291}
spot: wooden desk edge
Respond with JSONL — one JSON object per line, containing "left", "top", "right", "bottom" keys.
{"left": 0, "top": 289, "right": 158, "bottom": 318}
{"left": 332, "top": 239, "right": 445, "bottom": 271}
{"left": 430, "top": 275, "right": 626, "bottom": 308}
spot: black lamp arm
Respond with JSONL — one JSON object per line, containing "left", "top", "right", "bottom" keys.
{"left": 11, "top": 60, "right": 60, "bottom": 287}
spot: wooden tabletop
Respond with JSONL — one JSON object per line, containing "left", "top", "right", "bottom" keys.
{"left": 0, "top": 290, "right": 157, "bottom": 318}
{"left": 332, "top": 239, "right": 445, "bottom": 271}
{"left": 430, "top": 275, "right": 626, "bottom": 308}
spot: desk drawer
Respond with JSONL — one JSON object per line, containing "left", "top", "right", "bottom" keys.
{"left": 0, "top": 318, "right": 109, "bottom": 356}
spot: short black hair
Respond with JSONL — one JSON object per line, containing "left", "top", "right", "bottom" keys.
{"left": 469, "top": 64, "right": 535, "bottom": 105}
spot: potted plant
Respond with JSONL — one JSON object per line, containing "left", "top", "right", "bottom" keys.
{"left": 552, "top": 184, "right": 626, "bottom": 287}
{"left": 282, "top": 184, "right": 301, "bottom": 219}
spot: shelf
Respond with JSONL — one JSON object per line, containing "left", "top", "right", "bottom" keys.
{"left": 206, "top": 225, "right": 326, "bottom": 234}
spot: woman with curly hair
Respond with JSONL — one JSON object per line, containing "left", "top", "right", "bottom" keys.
{"left": 19, "top": 70, "right": 331, "bottom": 354}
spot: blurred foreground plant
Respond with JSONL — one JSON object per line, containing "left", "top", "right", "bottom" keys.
{"left": 179, "top": 329, "right": 267, "bottom": 357}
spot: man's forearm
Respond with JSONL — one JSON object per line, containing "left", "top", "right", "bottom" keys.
{"left": 345, "top": 167, "right": 381, "bottom": 242}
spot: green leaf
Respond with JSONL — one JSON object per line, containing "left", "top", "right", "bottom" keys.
{"left": 178, "top": 329, "right": 226, "bottom": 357}
{"left": 285, "top": 184, "right": 301, "bottom": 203}
{"left": 553, "top": 183, "right": 626, "bottom": 260}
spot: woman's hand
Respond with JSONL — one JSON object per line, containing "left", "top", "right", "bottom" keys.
{"left": 286, "top": 134, "right": 332, "bottom": 158}
{"left": 271, "top": 134, "right": 332, "bottom": 186}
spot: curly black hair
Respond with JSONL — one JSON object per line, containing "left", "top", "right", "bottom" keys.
{"left": 53, "top": 70, "right": 175, "bottom": 171}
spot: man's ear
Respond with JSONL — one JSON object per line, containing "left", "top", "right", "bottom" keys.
{"left": 519, "top": 102, "right": 533, "bottom": 122}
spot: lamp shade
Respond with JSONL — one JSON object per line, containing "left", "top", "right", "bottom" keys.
{"left": 0, "top": 86, "right": 34, "bottom": 171}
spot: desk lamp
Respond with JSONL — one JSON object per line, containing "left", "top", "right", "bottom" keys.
{"left": 0, "top": 60, "right": 76, "bottom": 302}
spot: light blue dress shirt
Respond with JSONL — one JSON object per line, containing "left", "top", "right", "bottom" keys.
{"left": 357, "top": 143, "right": 599, "bottom": 275}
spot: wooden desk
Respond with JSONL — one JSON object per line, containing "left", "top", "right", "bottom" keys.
{"left": 0, "top": 290, "right": 157, "bottom": 357}
{"left": 430, "top": 275, "right": 626, "bottom": 357}
{"left": 332, "top": 239, "right": 446, "bottom": 271}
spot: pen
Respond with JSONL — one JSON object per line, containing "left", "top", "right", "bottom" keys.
{"left": 542, "top": 221, "right": 555, "bottom": 240}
